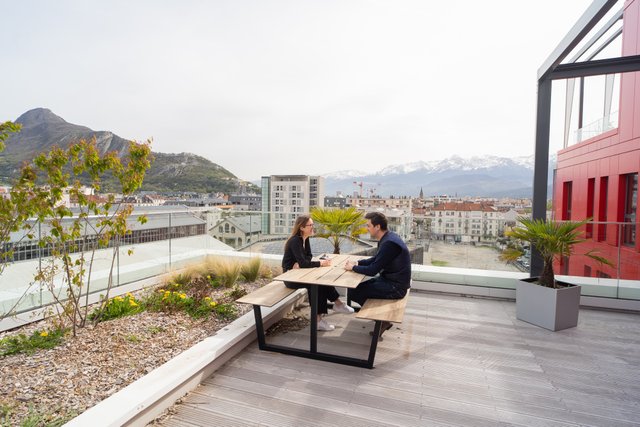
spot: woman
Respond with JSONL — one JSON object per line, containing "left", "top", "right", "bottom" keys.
{"left": 282, "top": 215, "right": 354, "bottom": 331}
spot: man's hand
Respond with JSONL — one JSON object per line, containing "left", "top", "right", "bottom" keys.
{"left": 292, "top": 262, "right": 300, "bottom": 269}
{"left": 344, "top": 261, "right": 354, "bottom": 271}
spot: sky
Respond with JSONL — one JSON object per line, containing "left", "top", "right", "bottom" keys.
{"left": 1, "top": 0, "right": 600, "bottom": 181}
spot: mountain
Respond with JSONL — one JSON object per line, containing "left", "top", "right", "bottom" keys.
{"left": 323, "top": 155, "right": 555, "bottom": 198}
{"left": 1, "top": 108, "right": 257, "bottom": 194}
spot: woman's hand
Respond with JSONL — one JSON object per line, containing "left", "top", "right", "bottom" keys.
{"left": 292, "top": 262, "right": 300, "bottom": 269}
{"left": 320, "top": 259, "right": 331, "bottom": 267}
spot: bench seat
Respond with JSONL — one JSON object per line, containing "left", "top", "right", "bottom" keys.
{"left": 236, "top": 280, "right": 295, "bottom": 307}
{"left": 355, "top": 289, "right": 410, "bottom": 323}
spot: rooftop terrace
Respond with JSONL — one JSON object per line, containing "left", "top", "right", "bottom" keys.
{"left": 153, "top": 291, "right": 640, "bottom": 427}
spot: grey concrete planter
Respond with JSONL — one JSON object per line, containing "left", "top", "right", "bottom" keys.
{"left": 516, "top": 278, "right": 581, "bottom": 331}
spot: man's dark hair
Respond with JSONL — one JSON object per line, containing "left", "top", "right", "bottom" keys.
{"left": 365, "top": 212, "right": 388, "bottom": 230}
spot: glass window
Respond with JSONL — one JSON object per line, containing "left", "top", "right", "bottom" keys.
{"left": 598, "top": 177, "right": 608, "bottom": 241}
{"left": 562, "top": 181, "right": 572, "bottom": 220}
{"left": 622, "top": 173, "right": 637, "bottom": 246}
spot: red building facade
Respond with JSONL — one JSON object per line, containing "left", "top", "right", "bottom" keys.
{"left": 554, "top": 0, "right": 640, "bottom": 280}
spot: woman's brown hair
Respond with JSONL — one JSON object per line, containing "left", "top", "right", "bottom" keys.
{"left": 290, "top": 215, "right": 311, "bottom": 237}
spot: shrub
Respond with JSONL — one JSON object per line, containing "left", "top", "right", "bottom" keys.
{"left": 240, "top": 257, "right": 262, "bottom": 282}
{"left": 144, "top": 286, "right": 231, "bottom": 320}
{"left": 145, "top": 287, "right": 193, "bottom": 314}
{"left": 0, "top": 327, "right": 66, "bottom": 357}
{"left": 89, "top": 293, "right": 142, "bottom": 322}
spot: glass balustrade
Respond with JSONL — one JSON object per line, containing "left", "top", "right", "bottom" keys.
{"left": 1, "top": 211, "right": 638, "bottom": 327}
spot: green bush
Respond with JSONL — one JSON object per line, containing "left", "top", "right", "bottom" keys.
{"left": 89, "top": 293, "right": 143, "bottom": 322}
{"left": 144, "top": 287, "right": 233, "bottom": 320}
{"left": 0, "top": 327, "right": 66, "bottom": 357}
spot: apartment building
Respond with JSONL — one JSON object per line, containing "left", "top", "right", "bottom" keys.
{"left": 261, "top": 175, "right": 324, "bottom": 235}
{"left": 349, "top": 196, "right": 413, "bottom": 210}
{"left": 210, "top": 214, "right": 261, "bottom": 248}
{"left": 228, "top": 194, "right": 262, "bottom": 211}
{"left": 358, "top": 207, "right": 412, "bottom": 242}
{"left": 431, "top": 202, "right": 504, "bottom": 243}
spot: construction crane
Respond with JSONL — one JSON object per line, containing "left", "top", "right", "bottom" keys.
{"left": 353, "top": 181, "right": 363, "bottom": 197}
{"left": 366, "top": 183, "right": 382, "bottom": 198}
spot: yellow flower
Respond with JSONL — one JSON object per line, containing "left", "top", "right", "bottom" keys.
{"left": 40, "top": 331, "right": 48, "bottom": 337}
{"left": 207, "top": 275, "right": 211, "bottom": 279}
{"left": 209, "top": 301, "right": 218, "bottom": 308}
{"left": 204, "top": 296, "right": 212, "bottom": 301}
{"left": 129, "top": 300, "right": 138, "bottom": 307}
{"left": 115, "top": 296, "right": 124, "bottom": 302}
{"left": 179, "top": 293, "right": 187, "bottom": 299}
{"left": 126, "top": 292, "right": 133, "bottom": 298}
{"left": 158, "top": 288, "right": 165, "bottom": 293}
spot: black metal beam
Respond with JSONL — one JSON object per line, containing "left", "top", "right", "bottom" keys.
{"left": 538, "top": 0, "right": 619, "bottom": 81}
{"left": 550, "top": 54, "right": 640, "bottom": 80}
{"left": 531, "top": 78, "right": 552, "bottom": 276}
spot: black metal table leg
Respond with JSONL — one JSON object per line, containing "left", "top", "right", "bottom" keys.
{"left": 309, "top": 284, "right": 318, "bottom": 353}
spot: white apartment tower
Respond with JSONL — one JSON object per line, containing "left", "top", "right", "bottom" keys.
{"left": 261, "top": 175, "right": 325, "bottom": 234}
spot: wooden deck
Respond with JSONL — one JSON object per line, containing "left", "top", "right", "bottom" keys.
{"left": 157, "top": 291, "right": 640, "bottom": 427}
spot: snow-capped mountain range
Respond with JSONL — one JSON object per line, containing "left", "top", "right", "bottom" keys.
{"left": 323, "top": 154, "right": 554, "bottom": 198}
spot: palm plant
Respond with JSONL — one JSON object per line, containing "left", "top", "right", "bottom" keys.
{"left": 310, "top": 207, "right": 367, "bottom": 254}
{"left": 501, "top": 217, "right": 613, "bottom": 288}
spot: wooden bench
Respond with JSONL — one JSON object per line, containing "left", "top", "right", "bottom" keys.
{"left": 237, "top": 281, "right": 298, "bottom": 350}
{"left": 236, "top": 280, "right": 296, "bottom": 307}
{"left": 355, "top": 288, "right": 410, "bottom": 324}
{"left": 355, "top": 288, "right": 410, "bottom": 360}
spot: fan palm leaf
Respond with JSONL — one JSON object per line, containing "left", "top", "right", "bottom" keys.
{"left": 310, "top": 207, "right": 367, "bottom": 254}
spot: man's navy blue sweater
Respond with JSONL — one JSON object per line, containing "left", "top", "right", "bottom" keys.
{"left": 352, "top": 231, "right": 411, "bottom": 289}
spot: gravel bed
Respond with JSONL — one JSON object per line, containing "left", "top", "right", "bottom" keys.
{"left": 0, "top": 280, "right": 266, "bottom": 426}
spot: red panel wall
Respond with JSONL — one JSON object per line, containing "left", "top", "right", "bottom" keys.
{"left": 554, "top": 0, "right": 640, "bottom": 280}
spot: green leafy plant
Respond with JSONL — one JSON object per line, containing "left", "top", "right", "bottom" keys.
{"left": 144, "top": 286, "right": 224, "bottom": 319}
{"left": 213, "top": 302, "right": 238, "bottom": 320}
{"left": 147, "top": 326, "right": 165, "bottom": 335}
{"left": 88, "top": 293, "right": 142, "bottom": 322}
{"left": 206, "top": 273, "right": 222, "bottom": 288}
{"left": 0, "top": 327, "right": 66, "bottom": 357}
{"left": 125, "top": 334, "right": 141, "bottom": 343}
{"left": 0, "top": 120, "right": 21, "bottom": 152}
{"left": 501, "top": 217, "right": 614, "bottom": 288}
{"left": 1, "top": 137, "right": 152, "bottom": 334}
{"left": 311, "top": 207, "right": 367, "bottom": 254}
{"left": 240, "top": 257, "right": 262, "bottom": 282}
{"left": 226, "top": 284, "right": 247, "bottom": 300}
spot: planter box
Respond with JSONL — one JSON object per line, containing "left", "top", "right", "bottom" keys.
{"left": 516, "top": 278, "right": 581, "bottom": 331}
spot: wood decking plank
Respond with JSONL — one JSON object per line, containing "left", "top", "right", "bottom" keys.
{"left": 157, "top": 291, "right": 640, "bottom": 427}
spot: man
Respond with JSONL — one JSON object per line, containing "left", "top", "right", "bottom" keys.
{"left": 344, "top": 212, "right": 411, "bottom": 338}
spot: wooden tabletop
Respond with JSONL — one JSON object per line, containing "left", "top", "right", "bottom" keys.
{"left": 274, "top": 254, "right": 369, "bottom": 289}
